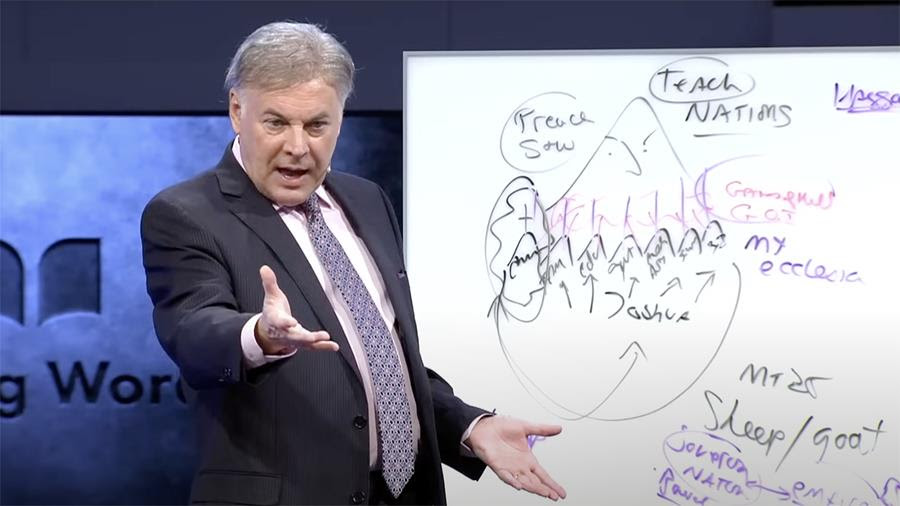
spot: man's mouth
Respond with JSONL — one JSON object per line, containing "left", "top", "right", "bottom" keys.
{"left": 276, "top": 167, "right": 307, "bottom": 182}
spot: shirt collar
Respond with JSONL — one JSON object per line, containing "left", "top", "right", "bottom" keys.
{"left": 232, "top": 135, "right": 334, "bottom": 211}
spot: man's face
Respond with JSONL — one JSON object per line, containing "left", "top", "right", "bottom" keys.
{"left": 229, "top": 78, "right": 343, "bottom": 207}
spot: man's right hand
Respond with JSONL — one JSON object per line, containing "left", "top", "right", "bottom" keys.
{"left": 255, "top": 265, "right": 339, "bottom": 355}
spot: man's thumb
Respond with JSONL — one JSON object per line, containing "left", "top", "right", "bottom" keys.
{"left": 527, "top": 423, "right": 563, "bottom": 437}
{"left": 260, "top": 265, "right": 281, "bottom": 297}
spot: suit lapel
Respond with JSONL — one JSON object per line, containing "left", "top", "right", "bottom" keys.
{"left": 325, "top": 175, "right": 435, "bottom": 434}
{"left": 324, "top": 174, "right": 419, "bottom": 357}
{"left": 214, "top": 149, "right": 362, "bottom": 382}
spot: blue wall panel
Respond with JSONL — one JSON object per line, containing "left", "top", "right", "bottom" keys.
{"left": 0, "top": 115, "right": 401, "bottom": 504}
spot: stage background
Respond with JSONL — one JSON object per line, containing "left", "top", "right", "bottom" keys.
{"left": 0, "top": 115, "right": 401, "bottom": 504}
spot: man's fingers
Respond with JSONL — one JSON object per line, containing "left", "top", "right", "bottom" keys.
{"left": 497, "top": 469, "right": 523, "bottom": 491}
{"left": 286, "top": 328, "right": 329, "bottom": 341}
{"left": 264, "top": 312, "right": 299, "bottom": 334}
{"left": 283, "top": 327, "right": 339, "bottom": 352}
{"left": 497, "top": 468, "right": 562, "bottom": 500}
{"left": 304, "top": 340, "right": 340, "bottom": 352}
{"left": 518, "top": 472, "right": 558, "bottom": 501}
{"left": 532, "top": 464, "right": 567, "bottom": 499}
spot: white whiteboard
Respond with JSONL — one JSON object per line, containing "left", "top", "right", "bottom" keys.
{"left": 405, "top": 48, "right": 900, "bottom": 505}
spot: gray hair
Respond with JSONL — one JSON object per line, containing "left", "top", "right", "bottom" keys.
{"left": 224, "top": 21, "right": 355, "bottom": 104}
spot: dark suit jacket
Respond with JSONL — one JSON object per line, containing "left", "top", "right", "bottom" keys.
{"left": 141, "top": 145, "right": 488, "bottom": 505}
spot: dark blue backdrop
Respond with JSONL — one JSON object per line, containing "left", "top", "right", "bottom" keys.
{"left": 0, "top": 115, "right": 401, "bottom": 504}
{"left": 2, "top": 1, "right": 897, "bottom": 113}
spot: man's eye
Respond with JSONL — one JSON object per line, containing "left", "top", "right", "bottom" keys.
{"left": 308, "top": 122, "right": 328, "bottom": 133}
{"left": 265, "top": 119, "right": 286, "bottom": 128}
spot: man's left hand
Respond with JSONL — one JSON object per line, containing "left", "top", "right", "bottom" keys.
{"left": 466, "top": 415, "right": 567, "bottom": 501}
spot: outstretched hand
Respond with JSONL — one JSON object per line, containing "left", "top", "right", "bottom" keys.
{"left": 255, "top": 265, "right": 339, "bottom": 354}
{"left": 466, "top": 415, "right": 566, "bottom": 501}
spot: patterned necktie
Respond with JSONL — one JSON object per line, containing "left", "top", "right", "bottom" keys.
{"left": 300, "top": 193, "right": 415, "bottom": 498}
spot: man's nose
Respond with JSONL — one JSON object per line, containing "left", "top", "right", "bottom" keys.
{"left": 283, "top": 126, "right": 310, "bottom": 157}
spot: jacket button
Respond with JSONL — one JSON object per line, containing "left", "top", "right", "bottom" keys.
{"left": 351, "top": 491, "right": 367, "bottom": 504}
{"left": 218, "top": 367, "right": 232, "bottom": 383}
{"left": 353, "top": 415, "right": 367, "bottom": 429}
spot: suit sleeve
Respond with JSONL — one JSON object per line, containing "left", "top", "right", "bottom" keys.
{"left": 377, "top": 185, "right": 491, "bottom": 480}
{"left": 141, "top": 195, "right": 256, "bottom": 389}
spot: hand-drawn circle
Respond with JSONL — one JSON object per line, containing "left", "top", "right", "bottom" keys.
{"left": 649, "top": 56, "right": 756, "bottom": 104}
{"left": 500, "top": 91, "right": 589, "bottom": 174}
{"left": 485, "top": 176, "right": 550, "bottom": 323}
{"left": 663, "top": 427, "right": 762, "bottom": 505}
{"left": 492, "top": 262, "right": 742, "bottom": 422}
{"left": 693, "top": 154, "right": 820, "bottom": 226}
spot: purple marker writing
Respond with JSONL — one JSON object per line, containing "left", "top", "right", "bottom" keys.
{"left": 527, "top": 435, "right": 546, "bottom": 449}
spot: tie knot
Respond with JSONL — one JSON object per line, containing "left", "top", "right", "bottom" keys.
{"left": 299, "top": 192, "right": 322, "bottom": 219}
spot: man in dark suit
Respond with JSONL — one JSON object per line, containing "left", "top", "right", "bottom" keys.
{"left": 141, "top": 21, "right": 565, "bottom": 505}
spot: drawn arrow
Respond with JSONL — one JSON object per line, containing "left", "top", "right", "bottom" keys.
{"left": 746, "top": 481, "right": 790, "bottom": 501}
{"left": 618, "top": 340, "right": 648, "bottom": 361}
{"left": 559, "top": 281, "right": 572, "bottom": 309}
{"left": 628, "top": 276, "right": 640, "bottom": 298}
{"left": 660, "top": 277, "right": 682, "bottom": 297}
{"left": 582, "top": 273, "right": 598, "bottom": 313}
{"left": 695, "top": 270, "right": 716, "bottom": 303}
{"left": 558, "top": 341, "right": 648, "bottom": 421}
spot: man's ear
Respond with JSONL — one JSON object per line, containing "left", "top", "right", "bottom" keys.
{"left": 228, "top": 89, "right": 241, "bottom": 134}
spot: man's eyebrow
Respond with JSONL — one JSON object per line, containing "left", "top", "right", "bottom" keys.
{"left": 307, "top": 112, "right": 332, "bottom": 122}
{"left": 260, "top": 110, "right": 332, "bottom": 122}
